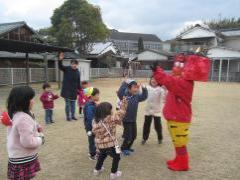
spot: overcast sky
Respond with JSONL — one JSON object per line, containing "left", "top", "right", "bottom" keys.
{"left": 0, "top": 0, "right": 239, "bottom": 40}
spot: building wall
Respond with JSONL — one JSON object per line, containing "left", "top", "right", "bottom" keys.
{"left": 162, "top": 42, "right": 171, "bottom": 52}
{"left": 180, "top": 28, "right": 216, "bottom": 39}
{"left": 173, "top": 37, "right": 217, "bottom": 52}
{"left": 138, "top": 51, "right": 168, "bottom": 61}
{"left": 62, "top": 59, "right": 91, "bottom": 81}
{"left": 139, "top": 61, "right": 173, "bottom": 70}
{"left": 223, "top": 37, "right": 240, "bottom": 51}
{"left": 111, "top": 39, "right": 162, "bottom": 54}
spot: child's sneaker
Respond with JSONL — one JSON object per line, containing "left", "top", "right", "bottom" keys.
{"left": 89, "top": 155, "right": 97, "bottom": 161}
{"left": 93, "top": 167, "right": 104, "bottom": 176}
{"left": 72, "top": 117, "right": 78, "bottom": 121}
{"left": 158, "top": 139, "right": 162, "bottom": 144}
{"left": 122, "top": 150, "right": 130, "bottom": 156}
{"left": 110, "top": 171, "right": 122, "bottom": 179}
{"left": 129, "top": 148, "right": 135, "bottom": 152}
{"left": 141, "top": 140, "right": 146, "bottom": 145}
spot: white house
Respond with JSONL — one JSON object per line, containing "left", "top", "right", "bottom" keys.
{"left": 174, "top": 24, "right": 240, "bottom": 82}
{"left": 87, "top": 42, "right": 120, "bottom": 68}
{"left": 221, "top": 29, "right": 240, "bottom": 51}
{"left": 137, "top": 49, "right": 173, "bottom": 70}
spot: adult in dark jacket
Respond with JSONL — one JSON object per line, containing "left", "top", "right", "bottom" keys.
{"left": 118, "top": 80, "right": 148, "bottom": 155}
{"left": 58, "top": 52, "right": 81, "bottom": 121}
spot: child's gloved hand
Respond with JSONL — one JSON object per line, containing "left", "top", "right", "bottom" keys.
{"left": 121, "top": 96, "right": 128, "bottom": 110}
{"left": 37, "top": 131, "right": 45, "bottom": 145}
{"left": 58, "top": 52, "right": 64, "bottom": 61}
{"left": 37, "top": 124, "right": 43, "bottom": 133}
{"left": 1, "top": 111, "right": 12, "bottom": 126}
{"left": 87, "top": 131, "right": 92, "bottom": 136}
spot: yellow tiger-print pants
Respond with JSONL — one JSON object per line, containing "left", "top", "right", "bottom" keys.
{"left": 167, "top": 121, "right": 190, "bottom": 147}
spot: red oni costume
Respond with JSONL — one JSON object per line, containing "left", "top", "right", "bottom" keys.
{"left": 153, "top": 53, "right": 210, "bottom": 171}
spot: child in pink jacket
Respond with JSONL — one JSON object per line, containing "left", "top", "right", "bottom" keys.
{"left": 6, "top": 86, "right": 44, "bottom": 180}
{"left": 78, "top": 81, "right": 90, "bottom": 118}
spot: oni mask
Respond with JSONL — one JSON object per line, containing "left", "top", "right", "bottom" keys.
{"left": 172, "top": 54, "right": 211, "bottom": 82}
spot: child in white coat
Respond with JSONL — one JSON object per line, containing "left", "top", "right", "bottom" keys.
{"left": 142, "top": 76, "right": 166, "bottom": 145}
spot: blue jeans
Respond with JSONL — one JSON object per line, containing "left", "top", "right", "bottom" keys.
{"left": 45, "top": 109, "right": 53, "bottom": 124}
{"left": 65, "top": 99, "right": 76, "bottom": 119}
{"left": 88, "top": 135, "right": 96, "bottom": 157}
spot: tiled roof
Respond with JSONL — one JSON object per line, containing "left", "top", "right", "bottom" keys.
{"left": 0, "top": 21, "right": 28, "bottom": 36}
{"left": 109, "top": 30, "right": 161, "bottom": 42}
{"left": 140, "top": 49, "right": 172, "bottom": 56}
{"left": 88, "top": 42, "right": 117, "bottom": 55}
{"left": 220, "top": 28, "right": 240, "bottom": 37}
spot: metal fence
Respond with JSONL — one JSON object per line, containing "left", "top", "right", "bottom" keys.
{"left": 0, "top": 68, "right": 56, "bottom": 86}
{"left": 0, "top": 67, "right": 153, "bottom": 86}
{"left": 210, "top": 59, "right": 240, "bottom": 82}
{"left": 90, "top": 68, "right": 154, "bottom": 78}
{"left": 1, "top": 64, "right": 239, "bottom": 86}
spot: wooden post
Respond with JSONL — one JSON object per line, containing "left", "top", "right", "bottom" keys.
{"left": 226, "top": 59, "right": 230, "bottom": 82}
{"left": 43, "top": 53, "right": 48, "bottom": 83}
{"left": 58, "top": 69, "right": 61, "bottom": 89}
{"left": 218, "top": 59, "right": 223, "bottom": 82}
{"left": 55, "top": 59, "right": 58, "bottom": 81}
{"left": 211, "top": 59, "right": 215, "bottom": 81}
{"left": 11, "top": 68, "right": 14, "bottom": 86}
{"left": 57, "top": 58, "right": 61, "bottom": 89}
{"left": 26, "top": 53, "right": 30, "bottom": 85}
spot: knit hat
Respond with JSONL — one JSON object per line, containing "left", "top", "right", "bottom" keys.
{"left": 83, "top": 87, "right": 94, "bottom": 97}
{"left": 127, "top": 79, "right": 137, "bottom": 88}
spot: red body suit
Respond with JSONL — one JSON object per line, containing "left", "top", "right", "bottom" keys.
{"left": 154, "top": 69, "right": 194, "bottom": 123}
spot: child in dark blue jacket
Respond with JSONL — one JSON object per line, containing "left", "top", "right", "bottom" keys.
{"left": 84, "top": 88, "right": 100, "bottom": 160}
{"left": 118, "top": 79, "right": 148, "bottom": 155}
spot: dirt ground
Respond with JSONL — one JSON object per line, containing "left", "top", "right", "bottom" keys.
{"left": 0, "top": 78, "right": 240, "bottom": 180}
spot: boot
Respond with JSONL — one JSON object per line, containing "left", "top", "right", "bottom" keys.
{"left": 166, "top": 157, "right": 177, "bottom": 166}
{"left": 168, "top": 155, "right": 189, "bottom": 171}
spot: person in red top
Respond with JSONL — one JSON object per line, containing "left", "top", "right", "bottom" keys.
{"left": 40, "top": 83, "right": 59, "bottom": 124}
{"left": 153, "top": 52, "right": 210, "bottom": 171}
{"left": 78, "top": 81, "right": 90, "bottom": 118}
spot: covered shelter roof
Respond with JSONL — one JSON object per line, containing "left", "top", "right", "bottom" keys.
{"left": 0, "top": 51, "right": 57, "bottom": 60}
{"left": 207, "top": 46, "right": 240, "bottom": 59}
{"left": 0, "top": 38, "right": 73, "bottom": 53}
{"left": 0, "top": 38, "right": 73, "bottom": 85}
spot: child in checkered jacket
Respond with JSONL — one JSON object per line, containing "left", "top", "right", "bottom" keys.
{"left": 92, "top": 97, "right": 127, "bottom": 179}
